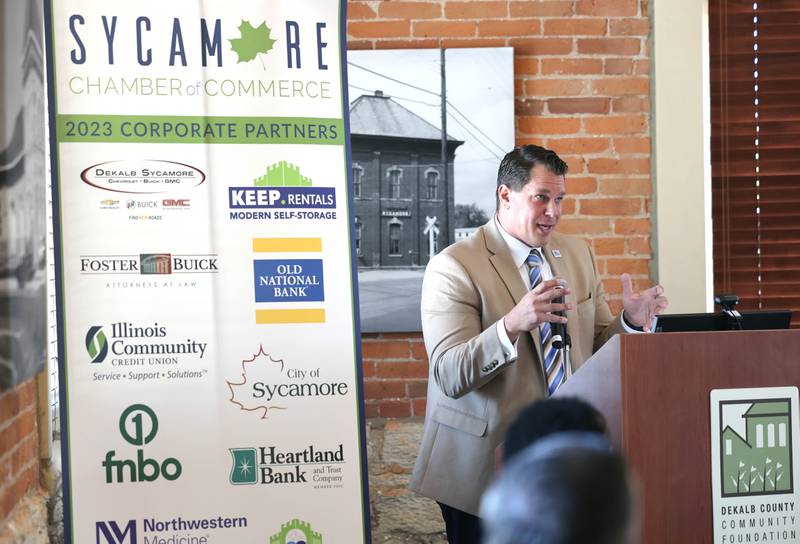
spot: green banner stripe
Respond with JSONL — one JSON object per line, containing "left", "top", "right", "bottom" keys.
{"left": 56, "top": 115, "right": 344, "bottom": 144}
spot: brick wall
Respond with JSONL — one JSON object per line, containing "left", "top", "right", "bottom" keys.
{"left": 350, "top": 0, "right": 654, "bottom": 412}
{"left": 0, "top": 378, "right": 40, "bottom": 520}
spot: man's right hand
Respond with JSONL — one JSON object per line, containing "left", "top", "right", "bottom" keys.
{"left": 503, "top": 278, "right": 572, "bottom": 344}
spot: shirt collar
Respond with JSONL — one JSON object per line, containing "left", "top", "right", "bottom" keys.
{"left": 494, "top": 216, "right": 542, "bottom": 269}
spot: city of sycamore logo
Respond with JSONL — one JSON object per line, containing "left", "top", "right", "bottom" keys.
{"left": 226, "top": 345, "right": 349, "bottom": 420}
{"left": 720, "top": 399, "right": 794, "bottom": 497}
{"left": 270, "top": 519, "right": 322, "bottom": 544}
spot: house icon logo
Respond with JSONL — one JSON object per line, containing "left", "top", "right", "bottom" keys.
{"left": 719, "top": 398, "right": 794, "bottom": 497}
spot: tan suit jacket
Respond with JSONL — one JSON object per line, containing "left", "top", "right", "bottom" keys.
{"left": 409, "top": 220, "right": 624, "bottom": 515}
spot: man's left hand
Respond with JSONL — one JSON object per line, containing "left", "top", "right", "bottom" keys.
{"left": 621, "top": 273, "right": 669, "bottom": 332}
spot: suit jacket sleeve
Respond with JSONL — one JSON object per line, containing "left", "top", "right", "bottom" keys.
{"left": 420, "top": 252, "right": 515, "bottom": 399}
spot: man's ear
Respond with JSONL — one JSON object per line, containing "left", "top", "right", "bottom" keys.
{"left": 497, "top": 184, "right": 511, "bottom": 208}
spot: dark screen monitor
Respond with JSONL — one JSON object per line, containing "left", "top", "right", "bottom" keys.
{"left": 653, "top": 310, "right": 792, "bottom": 333}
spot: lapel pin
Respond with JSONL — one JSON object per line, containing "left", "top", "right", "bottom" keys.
{"left": 551, "top": 249, "right": 562, "bottom": 258}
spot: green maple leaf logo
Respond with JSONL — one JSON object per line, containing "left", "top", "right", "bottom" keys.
{"left": 229, "top": 20, "right": 277, "bottom": 64}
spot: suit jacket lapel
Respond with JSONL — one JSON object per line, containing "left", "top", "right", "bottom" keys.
{"left": 483, "top": 220, "right": 544, "bottom": 363}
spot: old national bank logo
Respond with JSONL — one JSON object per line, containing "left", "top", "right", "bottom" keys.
{"left": 85, "top": 322, "right": 209, "bottom": 384}
{"left": 711, "top": 388, "right": 800, "bottom": 544}
{"left": 228, "top": 161, "right": 336, "bottom": 222}
{"left": 270, "top": 519, "right": 323, "bottom": 544}
{"left": 229, "top": 443, "right": 344, "bottom": 487}
{"left": 103, "top": 404, "right": 182, "bottom": 484}
{"left": 226, "top": 345, "right": 348, "bottom": 420}
{"left": 95, "top": 515, "right": 248, "bottom": 544}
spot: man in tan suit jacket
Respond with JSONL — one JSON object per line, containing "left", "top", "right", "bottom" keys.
{"left": 409, "top": 145, "right": 667, "bottom": 544}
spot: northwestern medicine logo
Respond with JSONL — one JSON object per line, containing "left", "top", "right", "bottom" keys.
{"left": 270, "top": 519, "right": 323, "bottom": 544}
{"left": 226, "top": 345, "right": 348, "bottom": 420}
{"left": 229, "top": 161, "right": 336, "bottom": 221}
{"left": 80, "top": 253, "right": 218, "bottom": 275}
{"left": 103, "top": 404, "right": 182, "bottom": 484}
{"left": 96, "top": 515, "right": 248, "bottom": 544}
{"left": 719, "top": 399, "right": 794, "bottom": 497}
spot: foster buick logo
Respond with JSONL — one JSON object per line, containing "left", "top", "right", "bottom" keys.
{"left": 80, "top": 254, "right": 218, "bottom": 275}
{"left": 82, "top": 160, "right": 205, "bottom": 194}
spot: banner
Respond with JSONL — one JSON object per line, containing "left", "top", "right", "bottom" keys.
{"left": 44, "top": 1, "right": 370, "bottom": 542}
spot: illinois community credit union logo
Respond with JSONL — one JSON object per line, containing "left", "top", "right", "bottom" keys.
{"left": 710, "top": 387, "right": 800, "bottom": 544}
{"left": 270, "top": 519, "right": 322, "bottom": 544}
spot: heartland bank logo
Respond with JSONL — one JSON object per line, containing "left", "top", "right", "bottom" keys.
{"left": 228, "top": 161, "right": 336, "bottom": 221}
{"left": 229, "top": 444, "right": 344, "bottom": 487}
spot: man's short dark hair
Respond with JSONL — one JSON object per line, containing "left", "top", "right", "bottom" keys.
{"left": 503, "top": 397, "right": 607, "bottom": 463}
{"left": 481, "top": 433, "right": 633, "bottom": 544}
{"left": 496, "top": 145, "right": 568, "bottom": 197}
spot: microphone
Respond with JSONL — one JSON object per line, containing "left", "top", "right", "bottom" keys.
{"left": 552, "top": 286, "right": 566, "bottom": 349}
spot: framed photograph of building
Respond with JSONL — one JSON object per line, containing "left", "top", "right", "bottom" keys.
{"left": 348, "top": 47, "right": 514, "bottom": 332}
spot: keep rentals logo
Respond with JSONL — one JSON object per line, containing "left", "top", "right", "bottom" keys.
{"left": 269, "top": 519, "right": 323, "bottom": 544}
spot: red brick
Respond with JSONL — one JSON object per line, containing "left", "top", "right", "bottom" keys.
{"left": 584, "top": 115, "right": 647, "bottom": 135}
{"left": 611, "top": 96, "right": 649, "bottom": 113}
{"left": 614, "top": 218, "right": 650, "bottom": 235}
{"left": 548, "top": 138, "right": 610, "bottom": 154}
{"left": 525, "top": 78, "right": 587, "bottom": 97}
{"left": 562, "top": 156, "right": 586, "bottom": 175}
{"left": 548, "top": 97, "right": 609, "bottom": 114}
{"left": 508, "top": 38, "right": 573, "bottom": 55}
{"left": 380, "top": 332, "right": 423, "bottom": 340}
{"left": 379, "top": 400, "right": 412, "bottom": 418}
{"left": 348, "top": 20, "right": 411, "bottom": 39}
{"left": 0, "top": 457, "right": 9, "bottom": 485}
{"left": 613, "top": 136, "right": 650, "bottom": 153}
{"left": 604, "top": 58, "right": 633, "bottom": 75}
{"left": 479, "top": 19, "right": 541, "bottom": 37}
{"left": 593, "top": 237, "right": 626, "bottom": 255}
{"left": 588, "top": 157, "right": 649, "bottom": 174}
{"left": 518, "top": 117, "right": 581, "bottom": 135}
{"left": 377, "top": 38, "right": 440, "bottom": 49}
{"left": 440, "top": 37, "right": 506, "bottom": 48}
{"left": 11, "top": 435, "right": 37, "bottom": 475}
{"left": 516, "top": 98, "right": 545, "bottom": 116}
{"left": 379, "top": 2, "right": 442, "bottom": 19}
{"left": 515, "top": 57, "right": 540, "bottom": 76}
{"left": 364, "top": 403, "right": 380, "bottom": 418}
{"left": 363, "top": 380, "right": 407, "bottom": 400}
{"left": 376, "top": 361, "right": 429, "bottom": 379}
{"left": 361, "top": 340, "right": 411, "bottom": 360}
{"left": 603, "top": 277, "right": 623, "bottom": 295}
{"left": 607, "top": 258, "right": 650, "bottom": 275}
{"left": 348, "top": 2, "right": 377, "bottom": 19}
{"left": 511, "top": 1, "right": 574, "bottom": 17}
{"left": 578, "top": 38, "right": 641, "bottom": 55}
{"left": 580, "top": 197, "right": 642, "bottom": 216}
{"left": 541, "top": 58, "right": 603, "bottom": 75}
{"left": 361, "top": 360, "right": 376, "bottom": 378}
{"left": 557, "top": 218, "right": 612, "bottom": 235}
{"left": 592, "top": 77, "right": 649, "bottom": 95}
{"left": 561, "top": 197, "right": 577, "bottom": 215}
{"left": 410, "top": 341, "right": 428, "bottom": 361}
{"left": 609, "top": 18, "right": 650, "bottom": 36}
{"left": 446, "top": 2, "right": 507, "bottom": 19}
{"left": 412, "top": 398, "right": 428, "bottom": 416}
{"left": 576, "top": 0, "right": 638, "bottom": 16}
{"left": 599, "top": 178, "right": 651, "bottom": 196}
{"left": 608, "top": 299, "right": 623, "bottom": 315}
{"left": 514, "top": 137, "right": 548, "bottom": 148}
{"left": 544, "top": 18, "right": 607, "bottom": 36}
{"left": 414, "top": 21, "right": 477, "bottom": 37}
{"left": 628, "top": 236, "right": 651, "bottom": 255}
{"left": 634, "top": 59, "right": 650, "bottom": 75}
{"left": 564, "top": 175, "right": 598, "bottom": 194}
{"left": 514, "top": 78, "right": 524, "bottom": 96}
{"left": 348, "top": 40, "right": 375, "bottom": 50}
{"left": 406, "top": 380, "right": 429, "bottom": 398}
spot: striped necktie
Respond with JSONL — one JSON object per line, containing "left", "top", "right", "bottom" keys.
{"left": 526, "top": 249, "right": 565, "bottom": 396}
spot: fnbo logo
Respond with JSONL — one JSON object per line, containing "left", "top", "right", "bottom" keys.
{"left": 103, "top": 404, "right": 182, "bottom": 484}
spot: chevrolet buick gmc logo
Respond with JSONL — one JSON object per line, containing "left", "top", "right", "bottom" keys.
{"left": 79, "top": 254, "right": 218, "bottom": 275}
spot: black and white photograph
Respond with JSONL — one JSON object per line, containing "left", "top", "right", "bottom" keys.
{"left": 348, "top": 47, "right": 514, "bottom": 332}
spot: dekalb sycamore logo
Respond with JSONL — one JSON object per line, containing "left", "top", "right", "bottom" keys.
{"left": 229, "top": 444, "right": 344, "bottom": 487}
{"left": 226, "top": 345, "right": 348, "bottom": 420}
{"left": 228, "top": 161, "right": 336, "bottom": 221}
{"left": 270, "top": 519, "right": 323, "bottom": 544}
{"left": 81, "top": 160, "right": 205, "bottom": 194}
{"left": 103, "top": 404, "right": 182, "bottom": 484}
